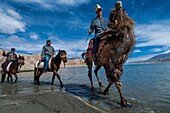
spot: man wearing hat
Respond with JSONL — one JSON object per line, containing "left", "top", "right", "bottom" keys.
{"left": 88, "top": 4, "right": 109, "bottom": 66}
{"left": 41, "top": 40, "right": 55, "bottom": 72}
{"left": 1, "top": 48, "right": 18, "bottom": 74}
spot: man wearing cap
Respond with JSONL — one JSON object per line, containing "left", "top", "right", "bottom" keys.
{"left": 1, "top": 48, "right": 18, "bottom": 74}
{"left": 41, "top": 40, "right": 55, "bottom": 72}
{"left": 88, "top": 4, "right": 109, "bottom": 66}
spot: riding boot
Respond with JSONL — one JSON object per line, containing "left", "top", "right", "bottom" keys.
{"left": 93, "top": 54, "right": 98, "bottom": 66}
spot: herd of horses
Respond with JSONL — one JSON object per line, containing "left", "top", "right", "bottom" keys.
{"left": 0, "top": 3, "right": 135, "bottom": 107}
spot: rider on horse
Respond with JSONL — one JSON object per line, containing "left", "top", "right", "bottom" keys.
{"left": 1, "top": 48, "right": 18, "bottom": 74}
{"left": 88, "top": 4, "right": 109, "bottom": 66}
{"left": 41, "top": 40, "right": 55, "bottom": 72}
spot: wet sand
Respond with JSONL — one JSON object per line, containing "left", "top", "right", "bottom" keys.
{"left": 0, "top": 91, "right": 104, "bottom": 113}
{"left": 0, "top": 71, "right": 105, "bottom": 113}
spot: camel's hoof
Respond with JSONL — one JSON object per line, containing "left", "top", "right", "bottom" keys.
{"left": 91, "top": 86, "right": 95, "bottom": 91}
{"left": 103, "top": 91, "right": 109, "bottom": 95}
{"left": 121, "top": 102, "right": 132, "bottom": 108}
{"left": 99, "top": 82, "right": 104, "bottom": 87}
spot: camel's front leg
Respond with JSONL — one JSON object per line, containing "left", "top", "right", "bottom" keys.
{"left": 115, "top": 81, "right": 132, "bottom": 107}
{"left": 94, "top": 65, "right": 103, "bottom": 87}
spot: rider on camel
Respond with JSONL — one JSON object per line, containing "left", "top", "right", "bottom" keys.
{"left": 88, "top": 4, "right": 109, "bottom": 66}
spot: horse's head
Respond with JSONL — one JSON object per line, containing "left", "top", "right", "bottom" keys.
{"left": 18, "top": 55, "right": 25, "bottom": 68}
{"left": 58, "top": 50, "right": 68, "bottom": 63}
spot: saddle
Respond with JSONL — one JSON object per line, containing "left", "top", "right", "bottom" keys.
{"left": 35, "top": 57, "right": 53, "bottom": 70}
{"left": 6, "top": 62, "right": 13, "bottom": 72}
{"left": 86, "top": 29, "right": 123, "bottom": 60}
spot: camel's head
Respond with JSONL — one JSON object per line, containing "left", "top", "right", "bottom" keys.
{"left": 115, "top": 1, "right": 122, "bottom": 10}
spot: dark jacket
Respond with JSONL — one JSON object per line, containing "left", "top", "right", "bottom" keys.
{"left": 2, "top": 52, "right": 18, "bottom": 62}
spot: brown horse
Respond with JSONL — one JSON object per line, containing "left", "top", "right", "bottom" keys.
{"left": 1, "top": 55, "right": 25, "bottom": 84}
{"left": 34, "top": 50, "right": 68, "bottom": 88}
{"left": 82, "top": 1, "right": 135, "bottom": 107}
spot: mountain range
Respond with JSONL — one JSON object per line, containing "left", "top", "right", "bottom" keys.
{"left": 0, "top": 51, "right": 86, "bottom": 71}
{"left": 134, "top": 51, "right": 170, "bottom": 63}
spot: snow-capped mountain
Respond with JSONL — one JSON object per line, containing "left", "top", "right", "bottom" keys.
{"left": 144, "top": 51, "right": 170, "bottom": 62}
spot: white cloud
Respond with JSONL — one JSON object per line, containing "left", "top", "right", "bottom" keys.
{"left": 0, "top": 8, "right": 25, "bottom": 34}
{"left": 1, "top": 35, "right": 87, "bottom": 58}
{"left": 127, "top": 54, "right": 157, "bottom": 62}
{"left": 12, "top": 0, "right": 90, "bottom": 8}
{"left": 7, "top": 9, "right": 22, "bottom": 20}
{"left": 56, "top": 0, "right": 90, "bottom": 6}
{"left": 133, "top": 49, "right": 142, "bottom": 53}
{"left": 46, "top": 35, "right": 88, "bottom": 57}
{"left": 135, "top": 20, "right": 170, "bottom": 48}
{"left": 30, "top": 33, "right": 39, "bottom": 40}
{"left": 149, "top": 48, "right": 162, "bottom": 53}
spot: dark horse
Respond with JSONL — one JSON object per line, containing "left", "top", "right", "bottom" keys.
{"left": 82, "top": 1, "right": 135, "bottom": 107}
{"left": 1, "top": 55, "right": 25, "bottom": 84}
{"left": 34, "top": 50, "right": 68, "bottom": 88}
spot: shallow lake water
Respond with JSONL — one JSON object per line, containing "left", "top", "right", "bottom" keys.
{"left": 0, "top": 62, "right": 170, "bottom": 113}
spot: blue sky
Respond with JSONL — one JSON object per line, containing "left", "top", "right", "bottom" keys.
{"left": 0, "top": 0, "right": 170, "bottom": 61}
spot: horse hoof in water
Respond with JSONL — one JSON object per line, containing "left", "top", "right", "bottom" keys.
{"left": 51, "top": 83, "right": 54, "bottom": 85}
{"left": 14, "top": 77, "right": 18, "bottom": 83}
{"left": 60, "top": 84, "right": 64, "bottom": 88}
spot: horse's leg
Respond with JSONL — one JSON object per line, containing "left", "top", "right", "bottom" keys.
{"left": 14, "top": 74, "right": 18, "bottom": 83}
{"left": 52, "top": 69, "right": 63, "bottom": 88}
{"left": 56, "top": 73, "right": 63, "bottom": 88}
{"left": 34, "top": 67, "right": 37, "bottom": 83}
{"left": 37, "top": 69, "right": 43, "bottom": 85}
{"left": 7, "top": 73, "right": 10, "bottom": 82}
{"left": 88, "top": 61, "right": 94, "bottom": 90}
{"left": 1, "top": 73, "right": 5, "bottom": 83}
{"left": 51, "top": 73, "right": 55, "bottom": 85}
{"left": 10, "top": 73, "right": 13, "bottom": 84}
{"left": 94, "top": 65, "right": 103, "bottom": 87}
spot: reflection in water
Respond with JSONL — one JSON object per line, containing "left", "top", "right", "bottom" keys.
{"left": 0, "top": 63, "right": 170, "bottom": 112}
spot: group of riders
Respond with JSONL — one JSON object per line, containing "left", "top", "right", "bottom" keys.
{"left": 1, "top": 1, "right": 123, "bottom": 75}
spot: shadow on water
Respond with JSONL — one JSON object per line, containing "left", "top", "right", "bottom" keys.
{"left": 64, "top": 83, "right": 142, "bottom": 112}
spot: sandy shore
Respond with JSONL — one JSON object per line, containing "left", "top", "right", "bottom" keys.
{"left": 0, "top": 91, "right": 104, "bottom": 113}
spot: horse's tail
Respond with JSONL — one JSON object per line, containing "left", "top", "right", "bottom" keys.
{"left": 81, "top": 52, "right": 86, "bottom": 59}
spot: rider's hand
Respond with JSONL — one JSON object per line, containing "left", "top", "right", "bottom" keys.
{"left": 88, "top": 30, "right": 92, "bottom": 35}
{"left": 40, "top": 57, "right": 44, "bottom": 61}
